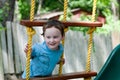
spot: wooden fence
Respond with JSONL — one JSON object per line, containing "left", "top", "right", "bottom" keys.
{"left": 0, "top": 21, "right": 43, "bottom": 80}
{"left": 0, "top": 21, "right": 120, "bottom": 80}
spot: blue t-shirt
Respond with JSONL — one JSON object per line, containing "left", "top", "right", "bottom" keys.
{"left": 22, "top": 41, "right": 63, "bottom": 78}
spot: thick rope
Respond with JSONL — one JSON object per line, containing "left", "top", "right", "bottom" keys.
{"left": 58, "top": 0, "right": 68, "bottom": 75}
{"left": 85, "top": 0, "right": 97, "bottom": 80}
{"left": 63, "top": 0, "right": 68, "bottom": 22}
{"left": 26, "top": 0, "right": 36, "bottom": 80}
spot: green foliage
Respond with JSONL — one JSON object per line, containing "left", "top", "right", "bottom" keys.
{"left": 17, "top": 0, "right": 119, "bottom": 34}
{"left": 18, "top": 0, "right": 64, "bottom": 19}
{"left": 0, "top": 2, "right": 9, "bottom": 23}
{"left": 41, "top": 0, "right": 64, "bottom": 12}
{"left": 67, "top": 0, "right": 117, "bottom": 34}
{"left": 59, "top": 8, "right": 73, "bottom": 21}
{"left": 69, "top": 0, "right": 93, "bottom": 12}
{"left": 97, "top": 0, "right": 112, "bottom": 16}
{"left": 58, "top": 5, "right": 114, "bottom": 34}
{"left": 69, "top": 14, "right": 91, "bottom": 34}
{"left": 68, "top": 14, "right": 100, "bottom": 34}
{"left": 95, "top": 16, "right": 115, "bottom": 34}
{"left": 69, "top": 0, "right": 112, "bottom": 16}
{"left": 18, "top": 0, "right": 112, "bottom": 20}
{"left": 18, "top": 0, "right": 39, "bottom": 19}
{"left": 0, "top": 23, "right": 6, "bottom": 31}
{"left": 0, "top": 2, "right": 9, "bottom": 30}
{"left": 18, "top": 0, "right": 30, "bottom": 19}
{"left": 69, "top": 13, "right": 120, "bottom": 34}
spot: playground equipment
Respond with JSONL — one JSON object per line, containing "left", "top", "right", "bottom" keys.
{"left": 19, "top": 0, "right": 106, "bottom": 80}
{"left": 94, "top": 44, "right": 120, "bottom": 80}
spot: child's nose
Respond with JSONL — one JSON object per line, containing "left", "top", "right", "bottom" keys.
{"left": 50, "top": 38, "right": 54, "bottom": 42}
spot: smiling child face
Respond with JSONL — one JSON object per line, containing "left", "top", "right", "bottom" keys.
{"left": 44, "top": 27, "right": 63, "bottom": 50}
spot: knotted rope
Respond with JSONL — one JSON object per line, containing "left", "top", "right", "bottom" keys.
{"left": 26, "top": 0, "right": 36, "bottom": 80}
{"left": 85, "top": 0, "right": 97, "bottom": 80}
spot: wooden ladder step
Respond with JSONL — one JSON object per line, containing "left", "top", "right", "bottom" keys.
{"left": 20, "top": 71, "right": 97, "bottom": 80}
{"left": 20, "top": 20, "right": 103, "bottom": 27}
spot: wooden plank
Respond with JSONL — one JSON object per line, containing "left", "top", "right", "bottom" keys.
{"left": 20, "top": 71, "right": 97, "bottom": 80}
{"left": 11, "top": 22, "right": 22, "bottom": 73}
{"left": 17, "top": 23, "right": 27, "bottom": 71}
{"left": 20, "top": 20, "right": 103, "bottom": 27}
{"left": 0, "top": 25, "right": 9, "bottom": 73}
{"left": 6, "top": 21, "right": 15, "bottom": 73}
{"left": 0, "top": 24, "right": 5, "bottom": 80}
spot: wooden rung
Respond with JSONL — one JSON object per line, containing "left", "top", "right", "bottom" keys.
{"left": 20, "top": 71, "right": 97, "bottom": 80}
{"left": 20, "top": 20, "right": 103, "bottom": 27}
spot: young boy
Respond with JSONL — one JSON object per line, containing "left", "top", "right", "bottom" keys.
{"left": 22, "top": 20, "right": 65, "bottom": 78}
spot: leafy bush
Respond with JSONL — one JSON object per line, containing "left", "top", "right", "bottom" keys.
{"left": 0, "top": 2, "right": 9, "bottom": 23}
{"left": 18, "top": 0, "right": 31, "bottom": 19}
{"left": 69, "top": 13, "right": 120, "bottom": 34}
{"left": 18, "top": 0, "right": 39, "bottom": 19}
{"left": 18, "top": 0, "right": 63, "bottom": 19}
{"left": 69, "top": 14, "right": 91, "bottom": 34}
{"left": 41, "top": 0, "right": 64, "bottom": 11}
{"left": 69, "top": 0, "right": 112, "bottom": 17}
{"left": 0, "top": 2, "right": 9, "bottom": 31}
{"left": 67, "top": 0, "right": 119, "bottom": 34}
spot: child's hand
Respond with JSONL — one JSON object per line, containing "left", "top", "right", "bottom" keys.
{"left": 24, "top": 44, "right": 32, "bottom": 56}
{"left": 57, "top": 58, "right": 65, "bottom": 64}
{"left": 24, "top": 44, "right": 28, "bottom": 54}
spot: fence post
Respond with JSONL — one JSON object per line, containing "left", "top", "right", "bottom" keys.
{"left": 0, "top": 24, "right": 5, "bottom": 80}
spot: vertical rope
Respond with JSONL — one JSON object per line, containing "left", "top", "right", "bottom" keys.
{"left": 26, "top": 0, "right": 36, "bottom": 80}
{"left": 91, "top": 0, "right": 97, "bottom": 22}
{"left": 85, "top": 0, "right": 97, "bottom": 80}
{"left": 30, "top": 0, "right": 35, "bottom": 21}
{"left": 63, "top": 0, "right": 68, "bottom": 22}
{"left": 58, "top": 0, "right": 68, "bottom": 75}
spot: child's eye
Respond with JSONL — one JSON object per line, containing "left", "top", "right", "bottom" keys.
{"left": 46, "top": 36, "right": 50, "bottom": 39}
{"left": 53, "top": 36, "right": 58, "bottom": 38}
